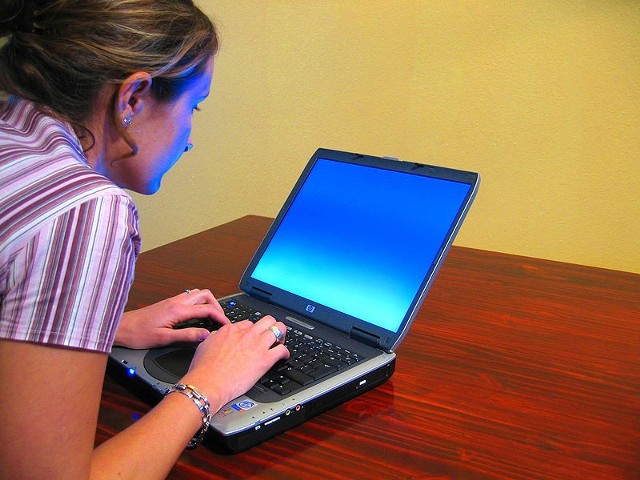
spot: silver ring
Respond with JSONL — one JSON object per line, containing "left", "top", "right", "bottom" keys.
{"left": 184, "top": 289, "right": 191, "bottom": 295}
{"left": 269, "top": 325, "right": 284, "bottom": 342}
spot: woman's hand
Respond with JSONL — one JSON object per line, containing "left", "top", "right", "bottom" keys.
{"left": 181, "top": 315, "right": 290, "bottom": 410}
{"left": 114, "top": 289, "right": 230, "bottom": 349}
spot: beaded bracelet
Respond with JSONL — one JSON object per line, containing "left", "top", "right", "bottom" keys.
{"left": 165, "top": 383, "right": 212, "bottom": 449}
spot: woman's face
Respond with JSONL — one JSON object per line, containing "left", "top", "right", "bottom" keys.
{"left": 105, "top": 58, "right": 214, "bottom": 195}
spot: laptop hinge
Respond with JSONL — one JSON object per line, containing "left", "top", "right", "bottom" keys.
{"left": 249, "top": 287, "right": 272, "bottom": 303}
{"left": 349, "top": 327, "right": 380, "bottom": 348}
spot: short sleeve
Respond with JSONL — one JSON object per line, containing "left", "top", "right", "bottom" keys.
{"left": 0, "top": 193, "right": 141, "bottom": 352}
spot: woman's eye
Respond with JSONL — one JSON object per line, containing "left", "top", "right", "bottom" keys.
{"left": 192, "top": 105, "right": 202, "bottom": 114}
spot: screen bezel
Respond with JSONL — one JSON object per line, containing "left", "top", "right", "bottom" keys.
{"left": 239, "top": 148, "right": 480, "bottom": 351}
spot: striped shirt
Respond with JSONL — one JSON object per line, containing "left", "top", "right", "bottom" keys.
{"left": 0, "top": 98, "right": 141, "bottom": 352}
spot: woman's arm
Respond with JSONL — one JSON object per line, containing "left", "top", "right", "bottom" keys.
{"left": 0, "top": 340, "right": 107, "bottom": 479}
{"left": 0, "top": 316, "right": 288, "bottom": 480}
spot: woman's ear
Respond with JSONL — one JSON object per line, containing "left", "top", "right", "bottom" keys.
{"left": 116, "top": 72, "right": 153, "bottom": 125}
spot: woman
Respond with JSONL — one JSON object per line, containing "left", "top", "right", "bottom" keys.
{"left": 0, "top": 1, "right": 289, "bottom": 478}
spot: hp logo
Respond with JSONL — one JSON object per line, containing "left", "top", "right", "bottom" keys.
{"left": 305, "top": 304, "right": 316, "bottom": 314}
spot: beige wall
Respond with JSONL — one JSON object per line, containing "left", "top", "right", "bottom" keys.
{"left": 131, "top": 1, "right": 640, "bottom": 274}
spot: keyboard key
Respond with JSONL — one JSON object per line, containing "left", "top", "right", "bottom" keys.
{"left": 309, "top": 364, "right": 337, "bottom": 380}
{"left": 282, "top": 367, "right": 314, "bottom": 386}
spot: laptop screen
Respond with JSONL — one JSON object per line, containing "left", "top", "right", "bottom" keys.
{"left": 250, "top": 157, "right": 473, "bottom": 333}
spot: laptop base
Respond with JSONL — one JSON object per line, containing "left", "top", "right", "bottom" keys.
{"left": 108, "top": 356, "right": 395, "bottom": 453}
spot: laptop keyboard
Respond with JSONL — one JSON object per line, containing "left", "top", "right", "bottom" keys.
{"left": 174, "top": 299, "right": 364, "bottom": 396}
{"left": 223, "top": 300, "right": 364, "bottom": 397}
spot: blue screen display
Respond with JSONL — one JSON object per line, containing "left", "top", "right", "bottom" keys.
{"left": 251, "top": 159, "right": 471, "bottom": 333}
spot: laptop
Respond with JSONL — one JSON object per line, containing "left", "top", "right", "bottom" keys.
{"left": 109, "top": 147, "right": 480, "bottom": 452}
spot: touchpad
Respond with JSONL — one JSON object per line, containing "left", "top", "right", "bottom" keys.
{"left": 143, "top": 346, "right": 196, "bottom": 384}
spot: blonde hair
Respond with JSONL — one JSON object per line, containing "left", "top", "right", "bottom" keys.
{"left": 0, "top": 0, "right": 218, "bottom": 151}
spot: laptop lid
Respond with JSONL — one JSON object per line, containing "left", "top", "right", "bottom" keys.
{"left": 240, "top": 148, "right": 480, "bottom": 351}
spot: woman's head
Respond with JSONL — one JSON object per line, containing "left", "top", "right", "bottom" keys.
{"left": 0, "top": 0, "right": 218, "bottom": 152}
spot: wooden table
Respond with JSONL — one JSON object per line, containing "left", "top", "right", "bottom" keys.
{"left": 98, "top": 215, "right": 640, "bottom": 480}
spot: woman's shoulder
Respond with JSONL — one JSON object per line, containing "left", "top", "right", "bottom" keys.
{"left": 0, "top": 99, "right": 138, "bottom": 248}
{"left": 1, "top": 98, "right": 133, "bottom": 201}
